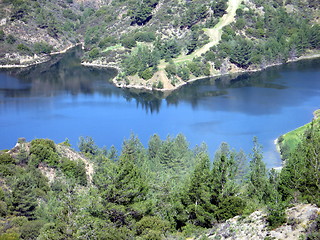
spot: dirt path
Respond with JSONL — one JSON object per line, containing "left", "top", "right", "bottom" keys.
{"left": 159, "top": 0, "right": 242, "bottom": 70}
{"left": 194, "top": 0, "right": 242, "bottom": 57}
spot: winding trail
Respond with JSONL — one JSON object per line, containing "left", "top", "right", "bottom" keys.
{"left": 194, "top": 0, "right": 242, "bottom": 57}
{"left": 159, "top": 0, "right": 242, "bottom": 68}
{"left": 118, "top": 0, "right": 243, "bottom": 91}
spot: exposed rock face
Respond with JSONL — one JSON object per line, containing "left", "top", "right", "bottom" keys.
{"left": 207, "top": 204, "right": 320, "bottom": 240}
{"left": 73, "top": 0, "right": 112, "bottom": 8}
{"left": 7, "top": 139, "right": 94, "bottom": 184}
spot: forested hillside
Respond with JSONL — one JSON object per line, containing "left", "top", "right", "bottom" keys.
{"left": 0, "top": 0, "right": 319, "bottom": 90}
{"left": 0, "top": 119, "right": 319, "bottom": 239}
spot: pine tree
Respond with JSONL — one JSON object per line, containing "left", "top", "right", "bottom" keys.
{"left": 247, "top": 137, "right": 269, "bottom": 203}
{"left": 11, "top": 174, "right": 37, "bottom": 219}
{"left": 148, "top": 134, "right": 162, "bottom": 160}
{"left": 211, "top": 143, "right": 245, "bottom": 221}
{"left": 211, "top": 143, "right": 238, "bottom": 203}
{"left": 279, "top": 121, "right": 320, "bottom": 205}
{"left": 120, "top": 134, "right": 147, "bottom": 168}
{"left": 182, "top": 152, "right": 214, "bottom": 227}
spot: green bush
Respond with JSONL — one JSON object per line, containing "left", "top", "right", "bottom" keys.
{"left": 136, "top": 216, "right": 170, "bottom": 237}
{"left": 187, "top": 62, "right": 202, "bottom": 77}
{"left": 6, "top": 34, "right": 16, "bottom": 44}
{"left": 0, "top": 164, "right": 16, "bottom": 176}
{"left": 0, "top": 232, "right": 20, "bottom": 240}
{"left": 0, "top": 153, "right": 16, "bottom": 164}
{"left": 0, "top": 30, "right": 5, "bottom": 41}
{"left": 134, "top": 31, "right": 156, "bottom": 42}
{"left": 215, "top": 196, "right": 246, "bottom": 221}
{"left": 17, "top": 43, "right": 31, "bottom": 54}
{"left": 98, "top": 36, "right": 117, "bottom": 48}
{"left": 62, "top": 9, "right": 78, "bottom": 21}
{"left": 29, "top": 139, "right": 59, "bottom": 167}
{"left": 34, "top": 42, "right": 53, "bottom": 54}
{"left": 156, "top": 81, "right": 163, "bottom": 89}
{"left": 121, "top": 36, "right": 137, "bottom": 49}
{"left": 266, "top": 203, "right": 286, "bottom": 229}
{"left": 59, "top": 158, "right": 87, "bottom": 185}
{"left": 138, "top": 68, "right": 154, "bottom": 80}
{"left": 88, "top": 48, "right": 100, "bottom": 59}
{"left": 177, "top": 66, "right": 190, "bottom": 81}
{"left": 165, "top": 63, "right": 177, "bottom": 77}
{"left": 0, "top": 201, "right": 8, "bottom": 217}
{"left": 20, "top": 220, "right": 46, "bottom": 240}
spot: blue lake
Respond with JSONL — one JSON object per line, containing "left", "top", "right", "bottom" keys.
{"left": 1, "top": 48, "right": 320, "bottom": 168}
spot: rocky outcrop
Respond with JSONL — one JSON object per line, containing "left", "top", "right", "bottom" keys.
{"left": 206, "top": 204, "right": 320, "bottom": 240}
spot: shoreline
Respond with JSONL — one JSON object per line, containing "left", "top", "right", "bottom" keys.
{"left": 109, "top": 52, "right": 320, "bottom": 93}
{"left": 1, "top": 46, "right": 319, "bottom": 93}
{"left": 0, "top": 43, "right": 81, "bottom": 69}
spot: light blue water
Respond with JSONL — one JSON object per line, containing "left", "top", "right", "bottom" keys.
{"left": 1, "top": 48, "right": 319, "bottom": 168}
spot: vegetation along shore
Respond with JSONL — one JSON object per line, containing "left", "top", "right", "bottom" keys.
{"left": 0, "top": 112, "right": 319, "bottom": 238}
{"left": 0, "top": 0, "right": 319, "bottom": 92}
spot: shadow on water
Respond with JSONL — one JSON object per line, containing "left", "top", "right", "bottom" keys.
{"left": 0, "top": 46, "right": 119, "bottom": 97}
{"left": 166, "top": 70, "right": 287, "bottom": 108}
{"left": 1, "top": 46, "right": 320, "bottom": 114}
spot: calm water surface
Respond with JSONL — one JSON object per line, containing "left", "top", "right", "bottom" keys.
{"left": 1, "top": 48, "right": 320, "bottom": 168}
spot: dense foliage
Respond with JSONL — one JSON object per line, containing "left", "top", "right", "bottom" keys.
{"left": 0, "top": 120, "right": 319, "bottom": 238}
{"left": 205, "top": 1, "right": 320, "bottom": 70}
{"left": 1, "top": 0, "right": 319, "bottom": 84}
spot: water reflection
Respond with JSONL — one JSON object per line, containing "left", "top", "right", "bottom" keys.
{"left": 1, "top": 47, "right": 320, "bottom": 116}
{"left": 166, "top": 58, "right": 320, "bottom": 116}
{"left": 0, "top": 47, "right": 118, "bottom": 98}
{"left": 0, "top": 47, "right": 319, "bottom": 168}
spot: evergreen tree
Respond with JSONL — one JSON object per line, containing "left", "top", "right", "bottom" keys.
{"left": 211, "top": 143, "right": 245, "bottom": 221}
{"left": 279, "top": 121, "right": 320, "bottom": 205}
{"left": 211, "top": 143, "right": 238, "bottom": 203}
{"left": 247, "top": 137, "right": 269, "bottom": 203}
{"left": 11, "top": 174, "right": 37, "bottom": 219}
{"left": 182, "top": 152, "right": 214, "bottom": 227}
{"left": 120, "top": 133, "right": 147, "bottom": 168}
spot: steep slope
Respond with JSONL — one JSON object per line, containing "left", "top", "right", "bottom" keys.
{"left": 194, "top": 0, "right": 242, "bottom": 57}
{"left": 0, "top": 0, "right": 319, "bottom": 92}
{"left": 207, "top": 204, "right": 320, "bottom": 240}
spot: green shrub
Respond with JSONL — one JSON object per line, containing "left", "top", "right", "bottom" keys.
{"left": 0, "top": 201, "right": 8, "bottom": 217}
{"left": 6, "top": 34, "right": 16, "bottom": 44}
{"left": 266, "top": 203, "right": 286, "bottom": 229}
{"left": 215, "top": 196, "right": 246, "bottom": 221}
{"left": 0, "top": 164, "right": 16, "bottom": 176}
{"left": 165, "top": 63, "right": 177, "bottom": 77}
{"left": 34, "top": 42, "right": 53, "bottom": 54}
{"left": 88, "top": 48, "right": 100, "bottom": 59}
{"left": 187, "top": 62, "right": 202, "bottom": 77}
{"left": 98, "top": 36, "right": 117, "bottom": 48}
{"left": 134, "top": 31, "right": 156, "bottom": 42}
{"left": 177, "top": 66, "right": 190, "bottom": 81}
{"left": 20, "top": 220, "right": 46, "bottom": 240}
{"left": 0, "top": 232, "right": 20, "bottom": 240}
{"left": 156, "top": 81, "right": 163, "bottom": 89}
{"left": 62, "top": 9, "right": 78, "bottom": 21}
{"left": 29, "top": 139, "right": 59, "bottom": 167}
{"left": 0, "top": 30, "right": 5, "bottom": 41}
{"left": 121, "top": 36, "right": 137, "bottom": 49}
{"left": 0, "top": 153, "right": 16, "bottom": 164}
{"left": 59, "top": 158, "right": 87, "bottom": 185}
{"left": 138, "top": 68, "right": 154, "bottom": 80}
{"left": 136, "top": 216, "right": 170, "bottom": 239}
{"left": 17, "top": 43, "right": 31, "bottom": 54}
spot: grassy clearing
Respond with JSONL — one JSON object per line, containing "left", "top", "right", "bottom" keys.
{"left": 102, "top": 44, "right": 123, "bottom": 52}
{"left": 279, "top": 110, "right": 320, "bottom": 156}
{"left": 280, "top": 123, "right": 310, "bottom": 153}
{"left": 158, "top": 0, "right": 242, "bottom": 70}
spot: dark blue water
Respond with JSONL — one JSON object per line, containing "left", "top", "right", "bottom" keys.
{"left": 1, "top": 48, "right": 320, "bottom": 168}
